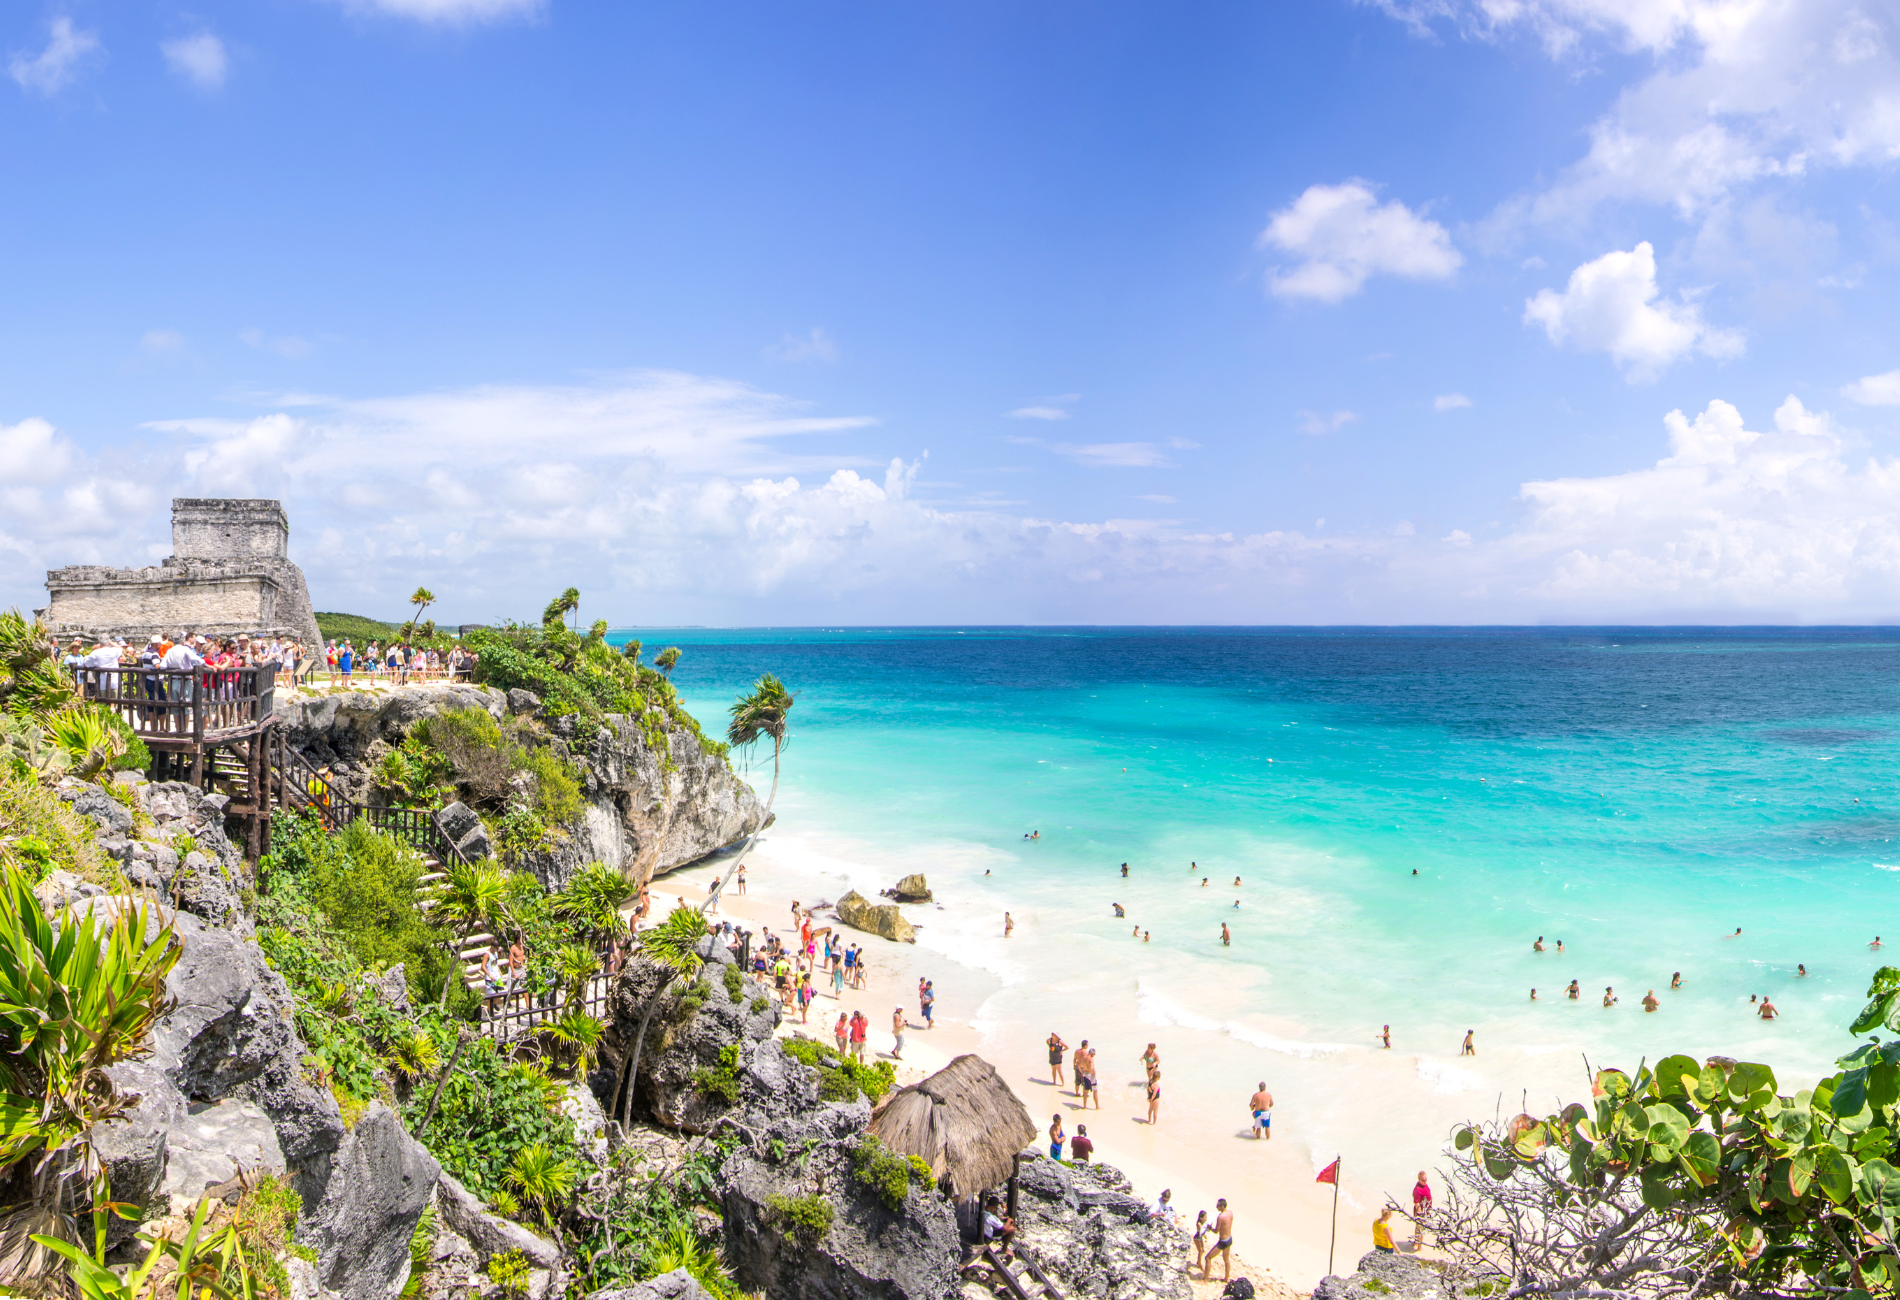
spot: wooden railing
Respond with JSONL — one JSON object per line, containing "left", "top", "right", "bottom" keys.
{"left": 272, "top": 741, "right": 470, "bottom": 869}
{"left": 80, "top": 665, "right": 277, "bottom": 743}
{"left": 476, "top": 967, "right": 617, "bottom": 1041}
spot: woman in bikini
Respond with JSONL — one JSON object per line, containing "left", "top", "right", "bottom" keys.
{"left": 1191, "top": 1210, "right": 1210, "bottom": 1272}
{"left": 1048, "top": 1114, "right": 1065, "bottom": 1161}
{"left": 1145, "top": 1072, "right": 1161, "bottom": 1125}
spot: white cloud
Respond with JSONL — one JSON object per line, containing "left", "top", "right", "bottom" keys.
{"left": 9, "top": 17, "right": 100, "bottom": 95}
{"left": 1052, "top": 442, "right": 1172, "bottom": 468}
{"left": 764, "top": 327, "right": 839, "bottom": 365}
{"left": 1007, "top": 406, "right": 1070, "bottom": 421}
{"left": 14, "top": 375, "right": 1900, "bottom": 625}
{"left": 241, "top": 329, "right": 314, "bottom": 359}
{"left": 1843, "top": 370, "right": 1900, "bottom": 406}
{"left": 1296, "top": 409, "right": 1358, "bottom": 435}
{"left": 1375, "top": 2, "right": 1900, "bottom": 231}
{"left": 1136, "top": 494, "right": 1178, "bottom": 504}
{"left": 1434, "top": 393, "right": 1472, "bottom": 411}
{"left": 1522, "top": 242, "right": 1743, "bottom": 381}
{"left": 332, "top": 0, "right": 542, "bottom": 21}
{"left": 140, "top": 330, "right": 186, "bottom": 355}
{"left": 1259, "top": 181, "right": 1461, "bottom": 302}
{"left": 162, "top": 33, "right": 227, "bottom": 90}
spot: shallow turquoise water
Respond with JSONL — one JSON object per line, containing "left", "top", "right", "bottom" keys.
{"left": 620, "top": 627, "right": 1900, "bottom": 1192}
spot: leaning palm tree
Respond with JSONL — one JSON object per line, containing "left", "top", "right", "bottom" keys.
{"left": 609, "top": 906, "right": 707, "bottom": 1124}
{"left": 435, "top": 859, "right": 505, "bottom": 1008}
{"left": 555, "top": 862, "right": 634, "bottom": 950}
{"left": 654, "top": 647, "right": 681, "bottom": 678}
{"left": 700, "top": 675, "right": 793, "bottom": 915}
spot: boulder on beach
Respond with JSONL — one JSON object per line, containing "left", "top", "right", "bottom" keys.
{"left": 836, "top": 890, "right": 916, "bottom": 943}
{"left": 887, "top": 873, "right": 931, "bottom": 903}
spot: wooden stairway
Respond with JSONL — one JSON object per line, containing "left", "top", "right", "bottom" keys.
{"left": 980, "top": 1246, "right": 1063, "bottom": 1300}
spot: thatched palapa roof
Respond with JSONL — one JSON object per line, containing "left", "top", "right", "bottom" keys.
{"left": 868, "top": 1053, "right": 1036, "bottom": 1197}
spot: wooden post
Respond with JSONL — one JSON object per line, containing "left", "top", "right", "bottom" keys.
{"left": 245, "top": 737, "right": 262, "bottom": 861}
{"left": 1008, "top": 1152, "right": 1021, "bottom": 1220}
{"left": 189, "top": 679, "right": 205, "bottom": 788}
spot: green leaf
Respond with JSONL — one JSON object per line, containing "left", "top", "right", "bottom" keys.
{"left": 1816, "top": 1145, "right": 1854, "bottom": 1205}
{"left": 1788, "top": 1151, "right": 1815, "bottom": 1198}
{"left": 1729, "top": 1062, "right": 1777, "bottom": 1111}
{"left": 1639, "top": 1163, "right": 1678, "bottom": 1209}
{"left": 1645, "top": 1104, "right": 1691, "bottom": 1153}
{"left": 1595, "top": 1068, "right": 1633, "bottom": 1101}
{"left": 1453, "top": 1125, "right": 1477, "bottom": 1152}
{"left": 1871, "top": 1063, "right": 1900, "bottom": 1110}
{"left": 1679, "top": 1130, "right": 1721, "bottom": 1187}
{"left": 1654, "top": 1054, "right": 1700, "bottom": 1100}
{"left": 1693, "top": 1063, "right": 1729, "bottom": 1108}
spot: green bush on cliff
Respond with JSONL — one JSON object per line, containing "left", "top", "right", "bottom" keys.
{"left": 0, "top": 769, "right": 118, "bottom": 887}
{"left": 405, "top": 1039, "right": 579, "bottom": 1202}
{"left": 779, "top": 1036, "right": 897, "bottom": 1104}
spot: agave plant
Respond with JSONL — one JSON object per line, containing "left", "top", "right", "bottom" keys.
{"left": 553, "top": 862, "right": 633, "bottom": 948}
{"left": 504, "top": 1142, "right": 574, "bottom": 1241}
{"left": 0, "top": 715, "right": 70, "bottom": 784}
{"left": 545, "top": 1009, "right": 603, "bottom": 1075}
{"left": 0, "top": 611, "right": 77, "bottom": 723}
{"left": 0, "top": 865, "right": 179, "bottom": 1292}
{"left": 34, "top": 1195, "right": 257, "bottom": 1300}
{"left": 383, "top": 1031, "right": 442, "bottom": 1083}
{"left": 42, "top": 708, "right": 128, "bottom": 785}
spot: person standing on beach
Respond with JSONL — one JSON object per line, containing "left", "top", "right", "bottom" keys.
{"left": 1049, "top": 1114, "right": 1064, "bottom": 1160}
{"left": 1380, "top": 1025, "right": 1390, "bottom": 1049}
{"left": 736, "top": 863, "right": 747, "bottom": 895}
{"left": 1070, "top": 1124, "right": 1093, "bottom": 1163}
{"left": 891, "top": 1007, "right": 906, "bottom": 1060}
{"left": 1141, "top": 1043, "right": 1159, "bottom": 1076}
{"left": 1411, "top": 1172, "right": 1432, "bottom": 1247}
{"left": 1250, "top": 1083, "right": 1272, "bottom": 1139}
{"left": 1204, "top": 1199, "right": 1233, "bottom": 1282}
{"left": 1075, "top": 1042, "right": 1099, "bottom": 1109}
{"left": 1047, "top": 1032, "right": 1068, "bottom": 1087}
{"left": 1461, "top": 1030, "right": 1475, "bottom": 1056}
{"left": 1221, "top": 923, "right": 1231, "bottom": 947}
{"left": 1144, "top": 1073, "right": 1161, "bottom": 1125}
{"left": 831, "top": 958, "right": 846, "bottom": 999}
{"left": 1372, "top": 1206, "right": 1397, "bottom": 1254}
{"left": 921, "top": 980, "right": 935, "bottom": 1029}
{"left": 850, "top": 1010, "right": 868, "bottom": 1060}
{"left": 1004, "top": 912, "right": 1015, "bottom": 938}
{"left": 834, "top": 1012, "right": 849, "bottom": 1055}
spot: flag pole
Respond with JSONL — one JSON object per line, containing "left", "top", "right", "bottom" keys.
{"left": 1328, "top": 1156, "right": 1341, "bottom": 1276}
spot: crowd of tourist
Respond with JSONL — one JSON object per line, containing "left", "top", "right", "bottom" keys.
{"left": 51, "top": 628, "right": 480, "bottom": 699}
{"left": 319, "top": 639, "right": 476, "bottom": 686}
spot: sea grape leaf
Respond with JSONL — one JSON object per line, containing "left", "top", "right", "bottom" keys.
{"left": 1453, "top": 1125, "right": 1477, "bottom": 1152}
{"left": 1729, "top": 1062, "right": 1776, "bottom": 1110}
{"left": 1645, "top": 1104, "right": 1690, "bottom": 1153}
{"left": 1679, "top": 1131, "right": 1721, "bottom": 1187}
{"left": 1694, "top": 1064, "right": 1728, "bottom": 1108}
{"left": 1870, "top": 1062, "right": 1900, "bottom": 1110}
{"left": 1787, "top": 1150, "right": 1815, "bottom": 1199}
{"left": 1639, "top": 1163, "right": 1678, "bottom": 1209}
{"left": 1816, "top": 1145, "right": 1854, "bottom": 1205}
{"left": 1654, "top": 1054, "right": 1699, "bottom": 1100}
{"left": 1595, "top": 1069, "right": 1632, "bottom": 1101}
{"left": 1775, "top": 1108, "right": 1811, "bottom": 1145}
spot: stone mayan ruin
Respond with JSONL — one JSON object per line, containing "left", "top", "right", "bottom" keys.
{"left": 42, "top": 498, "right": 323, "bottom": 649}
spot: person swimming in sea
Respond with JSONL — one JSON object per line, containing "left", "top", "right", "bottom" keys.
{"left": 1132, "top": 925, "right": 1141, "bottom": 938}
{"left": 1566, "top": 980, "right": 1581, "bottom": 1000}
{"left": 1232, "top": 899, "right": 1240, "bottom": 909}
{"left": 1555, "top": 940, "right": 1564, "bottom": 953}
{"left": 1113, "top": 903, "right": 1125, "bottom": 917}
{"left": 1201, "top": 877, "right": 1209, "bottom": 887}
{"left": 1760, "top": 996, "right": 1779, "bottom": 1020}
{"left": 1642, "top": 989, "right": 1659, "bottom": 1012}
{"left": 1671, "top": 971, "right": 1682, "bottom": 989}
{"left": 1142, "top": 930, "right": 1151, "bottom": 942}
{"left": 1232, "top": 877, "right": 1242, "bottom": 887}
{"left": 1534, "top": 936, "right": 1544, "bottom": 952}
{"left": 1603, "top": 986, "right": 1618, "bottom": 1007}
{"left": 1121, "top": 862, "right": 1129, "bottom": 877}
{"left": 1798, "top": 964, "right": 1808, "bottom": 976}
{"left": 1529, "top": 988, "right": 1537, "bottom": 1001}
{"left": 1875, "top": 936, "right": 1885, "bottom": 950}
{"left": 1220, "top": 923, "right": 1231, "bottom": 947}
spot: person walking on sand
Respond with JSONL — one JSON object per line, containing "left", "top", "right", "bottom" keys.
{"left": 1461, "top": 1029, "right": 1475, "bottom": 1056}
{"left": 892, "top": 1007, "right": 906, "bottom": 1059}
{"left": 1250, "top": 1083, "right": 1273, "bottom": 1139}
{"left": 1203, "top": 1199, "right": 1233, "bottom": 1282}
{"left": 1411, "top": 1172, "right": 1432, "bottom": 1247}
{"left": 1047, "top": 1032, "right": 1068, "bottom": 1087}
{"left": 921, "top": 979, "right": 935, "bottom": 1029}
{"left": 831, "top": 958, "right": 845, "bottom": 999}
{"left": 1191, "top": 1210, "right": 1210, "bottom": 1273}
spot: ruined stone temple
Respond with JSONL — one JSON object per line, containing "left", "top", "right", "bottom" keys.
{"left": 42, "top": 499, "right": 323, "bottom": 649}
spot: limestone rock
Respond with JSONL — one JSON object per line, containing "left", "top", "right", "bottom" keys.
{"left": 836, "top": 890, "right": 916, "bottom": 944}
{"left": 1315, "top": 1252, "right": 1447, "bottom": 1300}
{"left": 92, "top": 1061, "right": 185, "bottom": 1245}
{"left": 507, "top": 688, "right": 544, "bottom": 717}
{"left": 583, "top": 1270, "right": 714, "bottom": 1300}
{"left": 300, "top": 1103, "right": 441, "bottom": 1300}
{"left": 33, "top": 869, "right": 104, "bottom": 915}
{"left": 158, "top": 1099, "right": 287, "bottom": 1206}
{"left": 1005, "top": 1155, "right": 1193, "bottom": 1300}
{"left": 599, "top": 949, "right": 779, "bottom": 1133}
{"left": 888, "top": 873, "right": 931, "bottom": 903}
{"left": 433, "top": 1171, "right": 564, "bottom": 1298}
{"left": 434, "top": 801, "right": 492, "bottom": 861}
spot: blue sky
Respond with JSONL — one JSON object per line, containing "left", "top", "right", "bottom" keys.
{"left": 6, "top": 0, "right": 1900, "bottom": 625}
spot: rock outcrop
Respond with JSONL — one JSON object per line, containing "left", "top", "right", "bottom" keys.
{"left": 887, "top": 874, "right": 931, "bottom": 903}
{"left": 433, "top": 1172, "right": 566, "bottom": 1300}
{"left": 56, "top": 772, "right": 249, "bottom": 928}
{"left": 836, "top": 890, "right": 916, "bottom": 944}
{"left": 273, "top": 682, "right": 769, "bottom": 892}
{"left": 1315, "top": 1251, "right": 1447, "bottom": 1300}
{"left": 583, "top": 1271, "right": 714, "bottom": 1300}
{"left": 1004, "top": 1155, "right": 1194, "bottom": 1300}
{"left": 299, "top": 1103, "right": 441, "bottom": 1300}
{"left": 597, "top": 934, "right": 780, "bottom": 1133}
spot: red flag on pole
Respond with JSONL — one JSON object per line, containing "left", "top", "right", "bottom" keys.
{"left": 1316, "top": 1158, "right": 1341, "bottom": 1185}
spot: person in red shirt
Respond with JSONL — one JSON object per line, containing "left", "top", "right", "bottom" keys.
{"left": 1411, "top": 1171, "right": 1433, "bottom": 1246}
{"left": 1069, "top": 1124, "right": 1093, "bottom": 1164}
{"left": 849, "top": 1010, "right": 868, "bottom": 1061}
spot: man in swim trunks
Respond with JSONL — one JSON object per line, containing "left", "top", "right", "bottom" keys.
{"left": 1075, "top": 1042, "right": 1099, "bottom": 1109}
{"left": 1204, "top": 1199, "right": 1233, "bottom": 1282}
{"left": 1533, "top": 936, "right": 1544, "bottom": 951}
{"left": 1250, "top": 1083, "right": 1272, "bottom": 1139}
{"left": 1461, "top": 1030, "right": 1475, "bottom": 1056}
{"left": 1759, "top": 996, "right": 1778, "bottom": 1020}
{"left": 892, "top": 1008, "right": 906, "bottom": 1060}
{"left": 1221, "top": 923, "right": 1231, "bottom": 946}
{"left": 1047, "top": 1032, "right": 1068, "bottom": 1087}
{"left": 1642, "top": 989, "right": 1659, "bottom": 1012}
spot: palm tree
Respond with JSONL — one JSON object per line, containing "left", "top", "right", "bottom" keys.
{"left": 610, "top": 906, "right": 706, "bottom": 1124}
{"left": 435, "top": 859, "right": 505, "bottom": 1008}
{"left": 555, "top": 862, "right": 634, "bottom": 950}
{"left": 401, "top": 587, "right": 435, "bottom": 641}
{"left": 699, "top": 674, "right": 793, "bottom": 914}
{"left": 541, "top": 588, "right": 580, "bottom": 631}
{"left": 654, "top": 647, "right": 681, "bottom": 678}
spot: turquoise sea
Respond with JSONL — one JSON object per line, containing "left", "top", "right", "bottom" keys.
{"left": 619, "top": 627, "right": 1900, "bottom": 1208}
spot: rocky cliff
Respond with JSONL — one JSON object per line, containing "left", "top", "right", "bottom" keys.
{"left": 274, "top": 684, "right": 770, "bottom": 890}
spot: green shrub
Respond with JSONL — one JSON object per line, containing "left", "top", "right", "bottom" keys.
{"left": 521, "top": 746, "right": 581, "bottom": 825}
{"left": 765, "top": 1192, "right": 834, "bottom": 1245}
{"left": 750, "top": 996, "right": 768, "bottom": 1014}
{"left": 403, "top": 1036, "right": 579, "bottom": 1200}
{"left": 722, "top": 963, "right": 743, "bottom": 1000}
{"left": 486, "top": 1248, "right": 532, "bottom": 1296}
{"left": 691, "top": 1042, "right": 743, "bottom": 1105}
{"left": 850, "top": 1135, "right": 921, "bottom": 1211}
{"left": 780, "top": 1035, "right": 896, "bottom": 1103}
{"left": 0, "top": 767, "right": 115, "bottom": 886}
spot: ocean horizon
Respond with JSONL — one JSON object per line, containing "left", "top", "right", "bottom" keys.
{"left": 617, "top": 624, "right": 1900, "bottom": 1213}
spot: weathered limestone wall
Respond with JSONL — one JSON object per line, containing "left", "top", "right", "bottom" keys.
{"left": 43, "top": 498, "right": 322, "bottom": 650}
